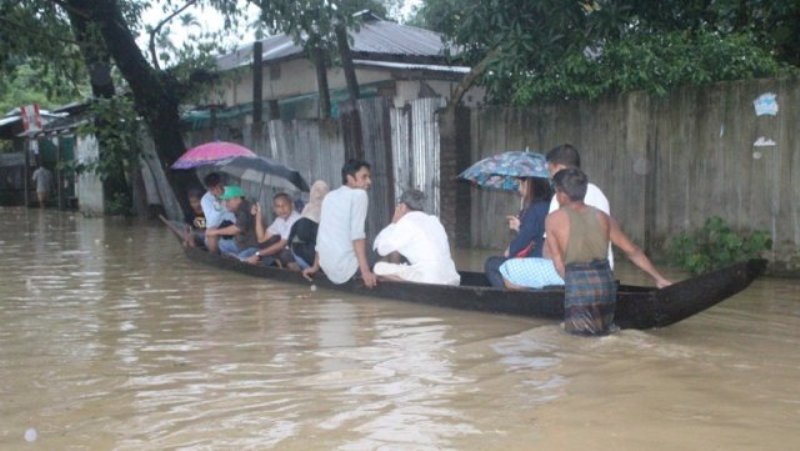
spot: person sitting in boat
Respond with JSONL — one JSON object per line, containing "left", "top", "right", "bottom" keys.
{"left": 484, "top": 177, "right": 552, "bottom": 287}
{"left": 545, "top": 144, "right": 614, "bottom": 268}
{"left": 205, "top": 185, "right": 259, "bottom": 259}
{"left": 183, "top": 188, "right": 206, "bottom": 247}
{"left": 201, "top": 172, "right": 236, "bottom": 253}
{"left": 285, "top": 180, "right": 330, "bottom": 269}
{"left": 518, "top": 168, "right": 671, "bottom": 335}
{"left": 302, "top": 159, "right": 377, "bottom": 288}
{"left": 372, "top": 189, "right": 461, "bottom": 286}
{"left": 244, "top": 192, "right": 302, "bottom": 268}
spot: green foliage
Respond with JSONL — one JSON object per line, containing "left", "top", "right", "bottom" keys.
{"left": 0, "top": 63, "right": 86, "bottom": 114}
{"left": 412, "top": 0, "right": 800, "bottom": 103}
{"left": 68, "top": 96, "right": 141, "bottom": 181}
{"left": 668, "top": 216, "right": 772, "bottom": 275}
{"left": 512, "top": 30, "right": 790, "bottom": 104}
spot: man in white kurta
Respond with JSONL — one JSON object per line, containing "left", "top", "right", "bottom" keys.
{"left": 372, "top": 189, "right": 460, "bottom": 286}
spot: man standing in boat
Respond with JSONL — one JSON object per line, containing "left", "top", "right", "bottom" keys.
{"left": 302, "top": 159, "right": 377, "bottom": 288}
{"left": 546, "top": 168, "right": 671, "bottom": 335}
{"left": 545, "top": 144, "right": 614, "bottom": 268}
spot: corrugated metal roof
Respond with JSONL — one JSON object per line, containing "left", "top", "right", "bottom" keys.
{"left": 217, "top": 17, "right": 454, "bottom": 71}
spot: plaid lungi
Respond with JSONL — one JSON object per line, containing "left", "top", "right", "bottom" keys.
{"left": 564, "top": 259, "right": 616, "bottom": 335}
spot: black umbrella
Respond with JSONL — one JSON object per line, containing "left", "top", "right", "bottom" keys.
{"left": 214, "top": 155, "right": 310, "bottom": 199}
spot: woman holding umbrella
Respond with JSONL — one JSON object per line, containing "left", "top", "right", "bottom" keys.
{"left": 484, "top": 177, "right": 552, "bottom": 287}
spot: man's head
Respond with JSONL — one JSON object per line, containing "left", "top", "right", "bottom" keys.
{"left": 341, "top": 159, "right": 371, "bottom": 190}
{"left": 552, "top": 168, "right": 588, "bottom": 206}
{"left": 220, "top": 185, "right": 244, "bottom": 211}
{"left": 204, "top": 172, "right": 224, "bottom": 197}
{"left": 400, "top": 189, "right": 425, "bottom": 210}
{"left": 393, "top": 189, "right": 426, "bottom": 221}
{"left": 545, "top": 144, "right": 581, "bottom": 178}
{"left": 272, "top": 192, "right": 294, "bottom": 219}
{"left": 187, "top": 188, "right": 203, "bottom": 213}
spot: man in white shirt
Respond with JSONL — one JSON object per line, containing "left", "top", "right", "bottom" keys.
{"left": 246, "top": 192, "right": 301, "bottom": 266}
{"left": 303, "top": 159, "right": 377, "bottom": 287}
{"left": 373, "top": 189, "right": 460, "bottom": 285}
{"left": 201, "top": 172, "right": 236, "bottom": 253}
{"left": 545, "top": 144, "right": 614, "bottom": 269}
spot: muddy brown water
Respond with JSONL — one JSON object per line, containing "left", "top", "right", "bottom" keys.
{"left": 1, "top": 208, "right": 798, "bottom": 450}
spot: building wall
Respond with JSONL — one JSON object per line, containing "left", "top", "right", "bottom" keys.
{"left": 75, "top": 135, "right": 104, "bottom": 215}
{"left": 203, "top": 57, "right": 484, "bottom": 117}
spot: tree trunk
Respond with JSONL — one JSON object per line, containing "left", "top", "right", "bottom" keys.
{"left": 335, "top": 23, "right": 360, "bottom": 101}
{"left": 64, "top": 0, "right": 192, "bottom": 219}
{"left": 312, "top": 42, "right": 331, "bottom": 119}
{"left": 67, "top": 9, "right": 132, "bottom": 213}
{"left": 334, "top": 22, "right": 363, "bottom": 158}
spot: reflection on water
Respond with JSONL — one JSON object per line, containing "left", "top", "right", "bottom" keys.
{"left": 0, "top": 207, "right": 798, "bottom": 450}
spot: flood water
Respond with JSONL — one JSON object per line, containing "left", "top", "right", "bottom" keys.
{"left": 1, "top": 208, "right": 798, "bottom": 450}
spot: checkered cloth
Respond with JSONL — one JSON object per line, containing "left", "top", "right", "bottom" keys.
{"left": 499, "top": 258, "right": 565, "bottom": 289}
{"left": 564, "top": 259, "right": 616, "bottom": 335}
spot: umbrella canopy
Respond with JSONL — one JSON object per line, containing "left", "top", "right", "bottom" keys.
{"left": 171, "top": 141, "right": 256, "bottom": 169}
{"left": 214, "top": 155, "right": 310, "bottom": 193}
{"left": 459, "top": 150, "right": 549, "bottom": 191}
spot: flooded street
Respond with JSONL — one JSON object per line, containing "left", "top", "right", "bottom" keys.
{"left": 1, "top": 208, "right": 799, "bottom": 450}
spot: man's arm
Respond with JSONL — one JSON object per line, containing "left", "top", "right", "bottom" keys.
{"left": 207, "top": 224, "right": 240, "bottom": 237}
{"left": 353, "top": 238, "right": 376, "bottom": 288}
{"left": 608, "top": 216, "right": 672, "bottom": 288}
{"left": 259, "top": 238, "right": 287, "bottom": 256}
{"left": 349, "top": 191, "right": 376, "bottom": 287}
{"left": 253, "top": 203, "right": 271, "bottom": 243}
{"left": 302, "top": 252, "right": 320, "bottom": 281}
{"left": 545, "top": 213, "right": 566, "bottom": 278}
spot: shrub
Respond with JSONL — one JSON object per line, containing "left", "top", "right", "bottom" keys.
{"left": 668, "top": 216, "right": 771, "bottom": 274}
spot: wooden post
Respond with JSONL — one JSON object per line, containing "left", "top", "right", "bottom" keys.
{"left": 313, "top": 42, "right": 332, "bottom": 119}
{"left": 252, "top": 41, "right": 263, "bottom": 125}
{"left": 56, "top": 136, "right": 64, "bottom": 210}
{"left": 23, "top": 138, "right": 30, "bottom": 208}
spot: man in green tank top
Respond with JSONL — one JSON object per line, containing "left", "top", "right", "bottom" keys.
{"left": 546, "top": 168, "right": 672, "bottom": 335}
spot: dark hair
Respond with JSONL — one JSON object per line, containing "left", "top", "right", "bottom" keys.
{"left": 203, "top": 172, "right": 223, "bottom": 189}
{"left": 187, "top": 188, "right": 203, "bottom": 200}
{"left": 546, "top": 144, "right": 581, "bottom": 168}
{"left": 521, "top": 177, "right": 552, "bottom": 207}
{"left": 273, "top": 192, "right": 292, "bottom": 204}
{"left": 341, "top": 159, "right": 370, "bottom": 184}
{"left": 399, "top": 189, "right": 425, "bottom": 212}
{"left": 552, "top": 168, "right": 588, "bottom": 202}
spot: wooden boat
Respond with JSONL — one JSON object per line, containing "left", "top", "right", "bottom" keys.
{"left": 171, "top": 219, "right": 766, "bottom": 330}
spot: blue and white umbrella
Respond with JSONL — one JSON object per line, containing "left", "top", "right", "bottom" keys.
{"left": 459, "top": 150, "right": 549, "bottom": 191}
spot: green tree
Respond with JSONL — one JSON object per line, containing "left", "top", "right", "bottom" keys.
{"left": 411, "top": 0, "right": 799, "bottom": 104}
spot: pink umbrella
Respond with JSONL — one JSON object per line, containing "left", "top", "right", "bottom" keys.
{"left": 171, "top": 141, "right": 256, "bottom": 169}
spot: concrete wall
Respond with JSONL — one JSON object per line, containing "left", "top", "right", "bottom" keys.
{"left": 74, "top": 135, "right": 104, "bottom": 216}
{"left": 203, "top": 57, "right": 484, "bottom": 118}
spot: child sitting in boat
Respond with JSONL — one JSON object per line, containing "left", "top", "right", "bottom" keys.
{"left": 183, "top": 189, "right": 206, "bottom": 248}
{"left": 502, "top": 168, "right": 671, "bottom": 335}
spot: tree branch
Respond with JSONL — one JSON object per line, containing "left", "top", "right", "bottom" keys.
{"left": 46, "top": 0, "right": 89, "bottom": 19}
{"left": 0, "top": 16, "right": 81, "bottom": 46}
{"left": 148, "top": 0, "right": 198, "bottom": 71}
{"left": 446, "top": 46, "right": 501, "bottom": 114}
